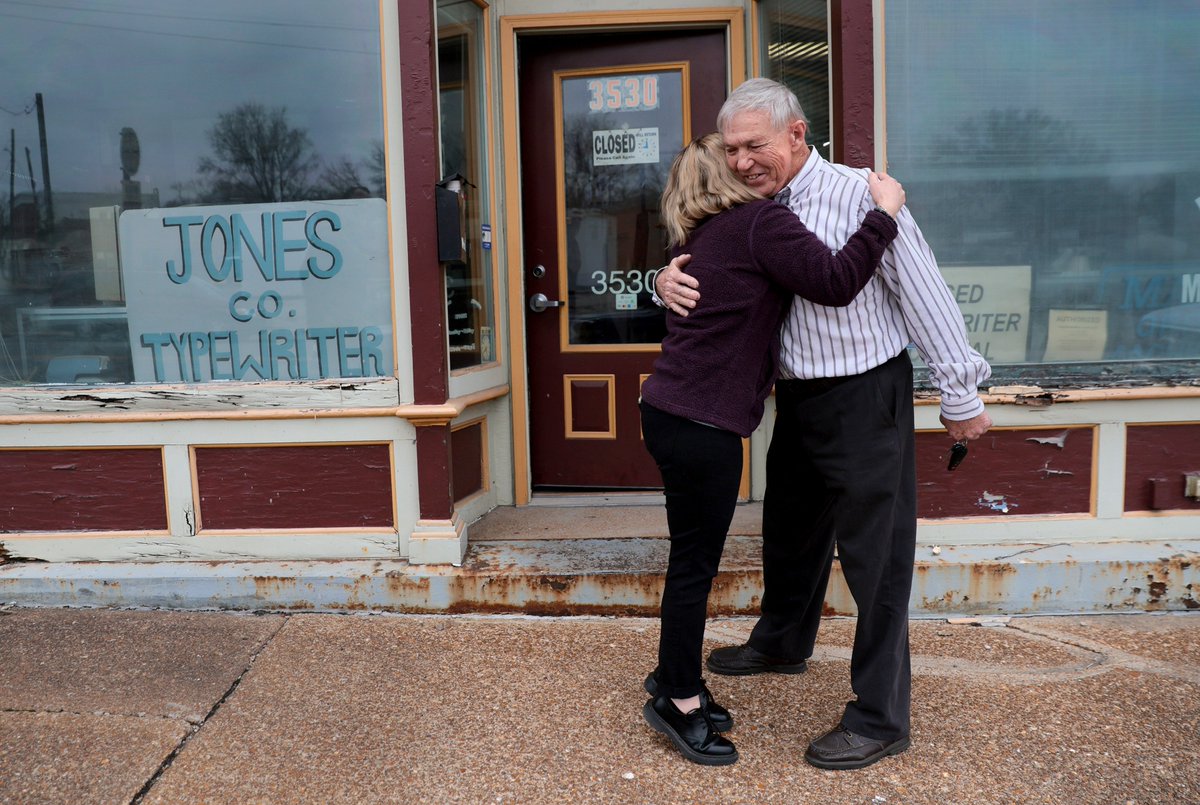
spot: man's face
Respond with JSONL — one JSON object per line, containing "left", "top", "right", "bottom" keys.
{"left": 721, "top": 109, "right": 808, "bottom": 196}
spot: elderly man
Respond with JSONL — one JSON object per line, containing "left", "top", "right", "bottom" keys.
{"left": 652, "top": 78, "right": 992, "bottom": 770}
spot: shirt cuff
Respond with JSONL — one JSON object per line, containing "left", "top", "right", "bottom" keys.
{"left": 939, "top": 393, "right": 986, "bottom": 422}
{"left": 650, "top": 280, "right": 668, "bottom": 309}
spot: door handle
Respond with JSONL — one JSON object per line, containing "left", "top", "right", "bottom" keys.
{"left": 528, "top": 292, "right": 564, "bottom": 313}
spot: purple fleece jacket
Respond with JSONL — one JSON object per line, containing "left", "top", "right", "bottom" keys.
{"left": 641, "top": 199, "right": 897, "bottom": 437}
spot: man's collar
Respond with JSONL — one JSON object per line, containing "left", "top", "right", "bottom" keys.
{"left": 786, "top": 146, "right": 822, "bottom": 199}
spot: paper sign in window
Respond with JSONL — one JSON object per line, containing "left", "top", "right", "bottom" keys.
{"left": 592, "top": 127, "right": 659, "bottom": 166}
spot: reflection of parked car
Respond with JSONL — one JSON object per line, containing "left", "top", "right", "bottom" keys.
{"left": 44, "top": 355, "right": 112, "bottom": 384}
{"left": 5, "top": 247, "right": 61, "bottom": 291}
{"left": 1137, "top": 304, "right": 1200, "bottom": 352}
{"left": 567, "top": 292, "right": 666, "bottom": 346}
{"left": 49, "top": 263, "right": 98, "bottom": 306}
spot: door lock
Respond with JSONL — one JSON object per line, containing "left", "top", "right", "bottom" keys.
{"left": 528, "top": 292, "right": 564, "bottom": 313}
{"left": 531, "top": 264, "right": 547, "bottom": 278}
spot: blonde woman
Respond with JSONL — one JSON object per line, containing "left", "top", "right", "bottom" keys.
{"left": 639, "top": 133, "right": 903, "bottom": 766}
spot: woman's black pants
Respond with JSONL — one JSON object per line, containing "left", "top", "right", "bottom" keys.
{"left": 640, "top": 402, "right": 743, "bottom": 699}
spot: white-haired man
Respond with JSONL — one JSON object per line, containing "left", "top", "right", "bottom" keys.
{"left": 653, "top": 78, "right": 992, "bottom": 770}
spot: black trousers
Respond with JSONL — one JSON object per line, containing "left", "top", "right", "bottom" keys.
{"left": 751, "top": 351, "right": 917, "bottom": 741}
{"left": 640, "top": 402, "right": 743, "bottom": 700}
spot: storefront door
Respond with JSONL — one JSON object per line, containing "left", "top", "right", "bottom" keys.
{"left": 518, "top": 29, "right": 728, "bottom": 489}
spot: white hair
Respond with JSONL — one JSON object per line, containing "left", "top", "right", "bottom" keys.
{"left": 717, "top": 78, "right": 809, "bottom": 133}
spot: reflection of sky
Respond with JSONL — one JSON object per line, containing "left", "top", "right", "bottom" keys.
{"left": 886, "top": 1, "right": 1200, "bottom": 166}
{"left": 0, "top": 0, "right": 382, "bottom": 196}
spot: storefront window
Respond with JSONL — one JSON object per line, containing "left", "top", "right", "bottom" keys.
{"left": 758, "top": 0, "right": 830, "bottom": 161}
{"left": 437, "top": 0, "right": 495, "bottom": 371}
{"left": 887, "top": 2, "right": 1200, "bottom": 383}
{"left": 0, "top": 1, "right": 390, "bottom": 385}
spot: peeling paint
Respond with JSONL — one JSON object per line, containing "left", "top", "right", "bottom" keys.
{"left": 977, "top": 491, "right": 1018, "bottom": 514}
{"left": 1014, "top": 392, "right": 1059, "bottom": 408}
{"left": 1026, "top": 431, "right": 1069, "bottom": 448}
{"left": 58, "top": 394, "right": 134, "bottom": 407}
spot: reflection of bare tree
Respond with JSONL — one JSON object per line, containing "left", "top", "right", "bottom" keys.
{"left": 561, "top": 113, "right": 670, "bottom": 209}
{"left": 561, "top": 111, "right": 672, "bottom": 299}
{"left": 198, "top": 103, "right": 320, "bottom": 203}
{"left": 318, "top": 141, "right": 387, "bottom": 198}
{"left": 320, "top": 157, "right": 367, "bottom": 197}
{"left": 910, "top": 108, "right": 1114, "bottom": 266}
{"left": 367, "top": 141, "right": 386, "bottom": 193}
{"left": 931, "top": 108, "right": 1104, "bottom": 166}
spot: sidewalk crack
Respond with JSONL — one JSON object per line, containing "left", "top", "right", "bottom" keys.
{"left": 1008, "top": 621, "right": 1200, "bottom": 684}
{"left": 128, "top": 615, "right": 288, "bottom": 804}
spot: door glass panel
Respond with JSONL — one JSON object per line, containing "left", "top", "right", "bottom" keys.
{"left": 557, "top": 67, "right": 686, "bottom": 347}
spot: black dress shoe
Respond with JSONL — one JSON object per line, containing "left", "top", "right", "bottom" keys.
{"left": 643, "top": 670, "right": 734, "bottom": 732}
{"left": 803, "top": 723, "right": 910, "bottom": 770}
{"left": 706, "top": 643, "right": 808, "bottom": 676}
{"left": 642, "top": 695, "right": 738, "bottom": 766}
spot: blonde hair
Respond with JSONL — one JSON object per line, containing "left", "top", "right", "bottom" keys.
{"left": 660, "top": 133, "right": 763, "bottom": 247}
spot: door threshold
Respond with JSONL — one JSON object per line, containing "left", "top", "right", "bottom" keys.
{"left": 528, "top": 491, "right": 665, "bottom": 508}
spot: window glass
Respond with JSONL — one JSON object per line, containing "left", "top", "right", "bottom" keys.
{"left": 561, "top": 69, "right": 682, "bottom": 347}
{"left": 0, "top": 1, "right": 389, "bottom": 385}
{"left": 758, "top": 0, "right": 830, "bottom": 161}
{"left": 887, "top": 1, "right": 1200, "bottom": 382}
{"left": 437, "top": 0, "right": 495, "bottom": 371}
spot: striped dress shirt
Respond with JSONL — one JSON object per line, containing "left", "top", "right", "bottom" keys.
{"left": 777, "top": 150, "right": 991, "bottom": 420}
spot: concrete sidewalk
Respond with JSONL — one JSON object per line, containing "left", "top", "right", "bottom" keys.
{"left": 1, "top": 607, "right": 1198, "bottom": 804}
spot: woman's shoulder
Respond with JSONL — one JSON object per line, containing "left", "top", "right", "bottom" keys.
{"left": 746, "top": 197, "right": 800, "bottom": 229}
{"left": 687, "top": 199, "right": 774, "bottom": 247}
{"left": 710, "top": 198, "right": 775, "bottom": 226}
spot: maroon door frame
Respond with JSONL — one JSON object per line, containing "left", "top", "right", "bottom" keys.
{"left": 518, "top": 29, "right": 729, "bottom": 490}
{"left": 397, "top": 1, "right": 880, "bottom": 515}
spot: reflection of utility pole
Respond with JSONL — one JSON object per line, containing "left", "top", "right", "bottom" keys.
{"left": 24, "top": 147, "right": 39, "bottom": 233}
{"left": 35, "top": 93, "right": 53, "bottom": 232}
{"left": 120, "top": 127, "right": 141, "bottom": 210}
{"left": 6, "top": 129, "right": 13, "bottom": 248}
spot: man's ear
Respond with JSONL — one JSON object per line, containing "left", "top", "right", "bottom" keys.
{"left": 788, "top": 120, "right": 808, "bottom": 150}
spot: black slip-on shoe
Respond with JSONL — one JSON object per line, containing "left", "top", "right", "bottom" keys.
{"left": 643, "top": 670, "right": 734, "bottom": 732}
{"left": 706, "top": 643, "right": 808, "bottom": 676}
{"left": 642, "top": 695, "right": 739, "bottom": 766}
{"left": 803, "top": 723, "right": 911, "bottom": 770}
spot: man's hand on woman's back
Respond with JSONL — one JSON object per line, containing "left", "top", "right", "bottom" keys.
{"left": 656, "top": 253, "right": 700, "bottom": 316}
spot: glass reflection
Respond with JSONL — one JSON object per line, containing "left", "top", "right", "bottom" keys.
{"left": 0, "top": 0, "right": 386, "bottom": 385}
{"left": 438, "top": 0, "right": 495, "bottom": 370}
{"left": 561, "top": 70, "right": 683, "bottom": 347}
{"left": 886, "top": 1, "right": 1200, "bottom": 377}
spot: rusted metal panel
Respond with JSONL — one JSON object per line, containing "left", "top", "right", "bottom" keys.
{"left": 194, "top": 444, "right": 393, "bottom": 530}
{"left": 916, "top": 428, "right": 1094, "bottom": 518}
{"left": 1124, "top": 424, "right": 1200, "bottom": 512}
{"left": 0, "top": 448, "right": 167, "bottom": 533}
{"left": 3, "top": 537, "right": 1197, "bottom": 617}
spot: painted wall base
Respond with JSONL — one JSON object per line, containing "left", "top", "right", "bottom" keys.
{"left": 406, "top": 514, "right": 467, "bottom": 565}
{"left": 2, "top": 537, "right": 1196, "bottom": 616}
